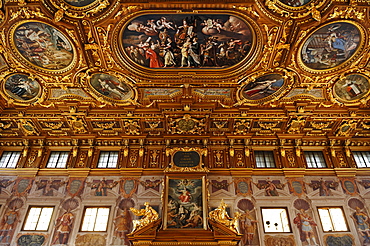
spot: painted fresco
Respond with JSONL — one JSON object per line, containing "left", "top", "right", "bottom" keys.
{"left": 167, "top": 178, "right": 203, "bottom": 229}
{"left": 65, "top": 0, "right": 96, "bottom": 7}
{"left": 241, "top": 74, "right": 284, "bottom": 100}
{"left": 122, "top": 14, "right": 253, "bottom": 69}
{"left": 90, "top": 73, "right": 132, "bottom": 101}
{"left": 13, "top": 22, "right": 74, "bottom": 70}
{"left": 301, "top": 22, "right": 360, "bottom": 70}
{"left": 334, "top": 74, "right": 370, "bottom": 101}
{"left": 4, "top": 74, "right": 40, "bottom": 101}
{"left": 279, "top": 0, "right": 311, "bottom": 7}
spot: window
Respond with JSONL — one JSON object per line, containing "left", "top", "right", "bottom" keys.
{"left": 305, "top": 151, "right": 327, "bottom": 168}
{"left": 318, "top": 207, "right": 348, "bottom": 232}
{"left": 97, "top": 151, "right": 119, "bottom": 168}
{"left": 261, "top": 208, "right": 291, "bottom": 232}
{"left": 353, "top": 151, "right": 370, "bottom": 168}
{"left": 255, "top": 151, "right": 275, "bottom": 168}
{"left": 81, "top": 207, "right": 110, "bottom": 231}
{"left": 23, "top": 206, "right": 54, "bottom": 231}
{"left": 0, "top": 151, "right": 21, "bottom": 168}
{"left": 46, "top": 151, "right": 69, "bottom": 168}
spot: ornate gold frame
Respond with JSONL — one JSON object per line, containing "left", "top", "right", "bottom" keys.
{"left": 162, "top": 175, "right": 207, "bottom": 230}
{"left": 0, "top": 72, "right": 43, "bottom": 106}
{"left": 112, "top": 9, "right": 263, "bottom": 79}
{"left": 235, "top": 68, "right": 294, "bottom": 105}
{"left": 50, "top": 0, "right": 110, "bottom": 20}
{"left": 165, "top": 147, "right": 208, "bottom": 172}
{"left": 80, "top": 69, "right": 138, "bottom": 106}
{"left": 8, "top": 20, "right": 78, "bottom": 74}
{"left": 297, "top": 20, "right": 367, "bottom": 75}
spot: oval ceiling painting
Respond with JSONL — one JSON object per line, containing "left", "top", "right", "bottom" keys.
{"left": 90, "top": 73, "right": 133, "bottom": 101}
{"left": 333, "top": 74, "right": 370, "bottom": 102}
{"left": 122, "top": 14, "right": 253, "bottom": 69}
{"left": 241, "top": 74, "right": 284, "bottom": 100}
{"left": 13, "top": 22, "right": 74, "bottom": 71}
{"left": 301, "top": 22, "right": 361, "bottom": 71}
{"left": 64, "top": 0, "right": 96, "bottom": 7}
{"left": 4, "top": 74, "right": 41, "bottom": 101}
{"left": 278, "top": 0, "right": 311, "bottom": 7}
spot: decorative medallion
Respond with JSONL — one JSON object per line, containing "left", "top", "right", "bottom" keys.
{"left": 241, "top": 74, "right": 284, "bottom": 100}
{"left": 278, "top": 0, "right": 311, "bottom": 7}
{"left": 119, "top": 12, "right": 259, "bottom": 70}
{"left": 64, "top": 0, "right": 97, "bottom": 7}
{"left": 89, "top": 73, "right": 134, "bottom": 102}
{"left": 300, "top": 21, "right": 362, "bottom": 72}
{"left": 3, "top": 74, "right": 41, "bottom": 102}
{"left": 11, "top": 21, "right": 75, "bottom": 72}
{"left": 333, "top": 74, "right": 370, "bottom": 103}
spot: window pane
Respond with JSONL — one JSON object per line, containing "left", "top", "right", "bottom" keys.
{"left": 305, "top": 151, "right": 326, "bottom": 168}
{"left": 255, "top": 151, "right": 275, "bottom": 168}
{"left": 261, "top": 208, "right": 291, "bottom": 232}
{"left": 81, "top": 208, "right": 97, "bottom": 231}
{"left": 0, "top": 151, "right": 21, "bottom": 168}
{"left": 318, "top": 207, "right": 348, "bottom": 232}
{"left": 353, "top": 151, "right": 370, "bottom": 168}
{"left": 23, "top": 207, "right": 53, "bottom": 231}
{"left": 36, "top": 207, "right": 54, "bottom": 230}
{"left": 81, "top": 207, "right": 110, "bottom": 232}
{"left": 47, "top": 151, "right": 69, "bottom": 168}
{"left": 97, "top": 151, "right": 118, "bottom": 168}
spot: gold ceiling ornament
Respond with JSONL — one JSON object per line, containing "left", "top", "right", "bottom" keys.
{"left": 17, "top": 118, "right": 39, "bottom": 136}
{"left": 50, "top": 0, "right": 110, "bottom": 20}
{"left": 336, "top": 120, "right": 357, "bottom": 137}
{"left": 232, "top": 5, "right": 260, "bottom": 19}
{"left": 235, "top": 68, "right": 294, "bottom": 106}
{"left": 9, "top": 7, "right": 47, "bottom": 22}
{"left": 67, "top": 116, "right": 88, "bottom": 134}
{"left": 328, "top": 6, "right": 366, "bottom": 21}
{"left": 123, "top": 120, "right": 141, "bottom": 135}
{"left": 168, "top": 114, "right": 207, "bottom": 135}
{"left": 265, "top": 0, "right": 326, "bottom": 21}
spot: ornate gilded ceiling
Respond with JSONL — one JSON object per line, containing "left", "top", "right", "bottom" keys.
{"left": 0, "top": 0, "right": 369, "bottom": 147}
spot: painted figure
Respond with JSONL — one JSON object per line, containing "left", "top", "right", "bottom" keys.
{"left": 91, "top": 178, "right": 117, "bottom": 196}
{"left": 52, "top": 210, "right": 74, "bottom": 245}
{"left": 239, "top": 210, "right": 257, "bottom": 245}
{"left": 0, "top": 208, "right": 19, "bottom": 243}
{"left": 351, "top": 207, "right": 370, "bottom": 244}
{"left": 293, "top": 209, "right": 319, "bottom": 246}
{"left": 113, "top": 209, "right": 132, "bottom": 245}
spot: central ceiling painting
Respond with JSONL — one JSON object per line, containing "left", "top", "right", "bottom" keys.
{"left": 121, "top": 13, "right": 253, "bottom": 69}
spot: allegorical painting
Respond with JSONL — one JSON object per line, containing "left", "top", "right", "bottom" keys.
{"left": 301, "top": 22, "right": 361, "bottom": 70}
{"left": 13, "top": 22, "right": 74, "bottom": 70}
{"left": 333, "top": 74, "right": 370, "bottom": 102}
{"left": 64, "top": 0, "right": 96, "bottom": 7}
{"left": 4, "top": 74, "right": 40, "bottom": 101}
{"left": 278, "top": 0, "right": 311, "bottom": 7}
{"left": 122, "top": 14, "right": 253, "bottom": 68}
{"left": 241, "top": 74, "right": 284, "bottom": 100}
{"left": 90, "top": 73, "right": 133, "bottom": 101}
{"left": 166, "top": 178, "right": 204, "bottom": 229}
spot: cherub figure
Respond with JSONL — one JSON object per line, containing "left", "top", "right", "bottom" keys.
{"left": 36, "top": 178, "right": 65, "bottom": 196}
{"left": 254, "top": 179, "right": 285, "bottom": 196}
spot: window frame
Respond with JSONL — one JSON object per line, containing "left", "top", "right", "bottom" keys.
{"left": 317, "top": 206, "right": 349, "bottom": 232}
{"left": 254, "top": 150, "right": 276, "bottom": 168}
{"left": 96, "top": 151, "right": 119, "bottom": 168}
{"left": 46, "top": 151, "right": 69, "bottom": 168}
{"left": 80, "top": 206, "right": 111, "bottom": 232}
{"left": 260, "top": 207, "right": 292, "bottom": 233}
{"left": 22, "top": 206, "right": 54, "bottom": 232}
{"left": 0, "top": 151, "right": 21, "bottom": 168}
{"left": 304, "top": 151, "right": 327, "bottom": 168}
{"left": 353, "top": 151, "right": 370, "bottom": 168}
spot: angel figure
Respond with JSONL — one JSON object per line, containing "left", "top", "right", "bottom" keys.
{"left": 130, "top": 202, "right": 159, "bottom": 232}
{"left": 254, "top": 179, "right": 285, "bottom": 196}
{"left": 36, "top": 178, "right": 65, "bottom": 196}
{"left": 89, "top": 178, "right": 118, "bottom": 196}
{"left": 309, "top": 178, "right": 338, "bottom": 196}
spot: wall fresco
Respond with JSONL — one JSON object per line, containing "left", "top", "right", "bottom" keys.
{"left": 241, "top": 74, "right": 284, "bottom": 100}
